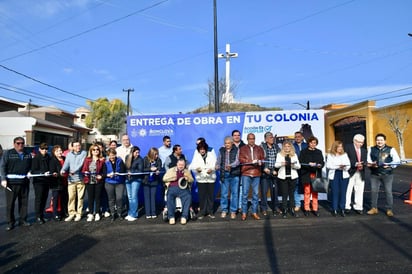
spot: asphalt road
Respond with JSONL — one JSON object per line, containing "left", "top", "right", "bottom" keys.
{"left": 1, "top": 166, "right": 411, "bottom": 273}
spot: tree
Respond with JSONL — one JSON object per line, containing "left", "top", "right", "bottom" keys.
{"left": 85, "top": 97, "right": 128, "bottom": 136}
{"left": 205, "top": 77, "right": 238, "bottom": 112}
{"left": 382, "top": 110, "right": 410, "bottom": 159}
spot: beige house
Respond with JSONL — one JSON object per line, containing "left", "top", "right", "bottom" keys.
{"left": 0, "top": 103, "right": 90, "bottom": 150}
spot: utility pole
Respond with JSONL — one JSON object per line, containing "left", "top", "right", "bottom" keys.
{"left": 123, "top": 88, "right": 134, "bottom": 116}
{"left": 28, "top": 99, "right": 31, "bottom": 117}
{"left": 218, "top": 43, "right": 238, "bottom": 104}
{"left": 213, "top": 0, "right": 220, "bottom": 113}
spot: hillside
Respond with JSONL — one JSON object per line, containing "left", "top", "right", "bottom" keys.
{"left": 189, "top": 103, "right": 282, "bottom": 114}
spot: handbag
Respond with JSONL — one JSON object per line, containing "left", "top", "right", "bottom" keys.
{"left": 310, "top": 170, "right": 329, "bottom": 193}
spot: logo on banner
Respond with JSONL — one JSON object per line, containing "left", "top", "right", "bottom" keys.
{"left": 244, "top": 125, "right": 272, "bottom": 134}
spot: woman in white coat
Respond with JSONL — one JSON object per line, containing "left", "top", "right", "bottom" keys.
{"left": 275, "top": 141, "right": 301, "bottom": 218}
{"left": 326, "top": 141, "right": 351, "bottom": 217}
{"left": 189, "top": 141, "right": 217, "bottom": 219}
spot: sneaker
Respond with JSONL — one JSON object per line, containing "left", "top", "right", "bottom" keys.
{"left": 151, "top": 215, "right": 157, "bottom": 219}
{"left": 181, "top": 217, "right": 187, "bottom": 225}
{"left": 221, "top": 212, "right": 227, "bottom": 218}
{"left": 169, "top": 218, "right": 175, "bottom": 225}
{"left": 74, "top": 215, "right": 82, "bottom": 222}
{"left": 208, "top": 214, "right": 215, "bottom": 219}
{"left": 65, "top": 215, "right": 75, "bottom": 222}
{"left": 386, "top": 209, "right": 394, "bottom": 217}
{"left": 197, "top": 215, "right": 204, "bottom": 220}
{"left": 104, "top": 211, "right": 111, "bottom": 218}
{"left": 125, "top": 215, "right": 130, "bottom": 221}
{"left": 94, "top": 214, "right": 101, "bottom": 221}
{"left": 230, "top": 213, "right": 236, "bottom": 219}
{"left": 367, "top": 208, "right": 378, "bottom": 215}
{"left": 127, "top": 216, "right": 138, "bottom": 221}
{"left": 146, "top": 216, "right": 152, "bottom": 219}
{"left": 294, "top": 206, "right": 301, "bottom": 212}
{"left": 86, "top": 214, "right": 94, "bottom": 222}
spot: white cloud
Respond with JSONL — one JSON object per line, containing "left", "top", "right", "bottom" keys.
{"left": 62, "top": 67, "right": 73, "bottom": 74}
{"left": 31, "top": 0, "right": 93, "bottom": 17}
{"left": 92, "top": 69, "right": 115, "bottom": 81}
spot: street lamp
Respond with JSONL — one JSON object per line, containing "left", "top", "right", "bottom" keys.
{"left": 293, "top": 101, "right": 310, "bottom": 110}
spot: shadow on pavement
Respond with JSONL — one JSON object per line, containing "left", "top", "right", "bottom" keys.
{"left": 263, "top": 217, "right": 278, "bottom": 273}
{"left": 359, "top": 219, "right": 412, "bottom": 261}
{"left": 0, "top": 242, "right": 20, "bottom": 269}
{"left": 4, "top": 235, "right": 97, "bottom": 274}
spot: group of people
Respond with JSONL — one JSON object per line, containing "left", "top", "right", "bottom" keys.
{"left": 0, "top": 129, "right": 400, "bottom": 230}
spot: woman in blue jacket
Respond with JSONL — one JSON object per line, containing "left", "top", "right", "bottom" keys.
{"left": 124, "top": 146, "right": 144, "bottom": 221}
{"left": 105, "top": 148, "right": 126, "bottom": 221}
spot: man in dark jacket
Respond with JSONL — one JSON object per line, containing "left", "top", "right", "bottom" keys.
{"left": 1, "top": 137, "right": 32, "bottom": 230}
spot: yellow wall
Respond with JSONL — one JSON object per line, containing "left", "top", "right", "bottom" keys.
{"left": 372, "top": 101, "right": 412, "bottom": 159}
{"left": 324, "top": 100, "right": 412, "bottom": 159}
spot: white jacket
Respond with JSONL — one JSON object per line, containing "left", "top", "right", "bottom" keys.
{"left": 189, "top": 151, "right": 217, "bottom": 183}
{"left": 326, "top": 153, "right": 350, "bottom": 180}
{"left": 274, "top": 153, "right": 301, "bottom": 180}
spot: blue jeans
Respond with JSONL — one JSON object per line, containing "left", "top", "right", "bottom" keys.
{"left": 220, "top": 172, "right": 239, "bottom": 213}
{"left": 143, "top": 184, "right": 158, "bottom": 217}
{"left": 167, "top": 186, "right": 192, "bottom": 219}
{"left": 125, "top": 179, "right": 142, "bottom": 218}
{"left": 241, "top": 176, "right": 260, "bottom": 214}
{"left": 294, "top": 179, "right": 302, "bottom": 207}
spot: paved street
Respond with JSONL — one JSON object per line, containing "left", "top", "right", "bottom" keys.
{"left": 1, "top": 166, "right": 411, "bottom": 273}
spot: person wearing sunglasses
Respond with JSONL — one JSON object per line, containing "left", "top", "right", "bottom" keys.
{"left": 1, "top": 137, "right": 32, "bottom": 230}
{"left": 82, "top": 145, "right": 107, "bottom": 222}
{"left": 31, "top": 143, "right": 52, "bottom": 224}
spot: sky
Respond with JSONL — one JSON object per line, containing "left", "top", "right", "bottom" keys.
{"left": 0, "top": 0, "right": 411, "bottom": 115}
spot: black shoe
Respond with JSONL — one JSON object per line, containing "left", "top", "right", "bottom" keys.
{"left": 303, "top": 210, "right": 309, "bottom": 217}
{"left": 282, "top": 209, "right": 287, "bottom": 218}
{"left": 6, "top": 223, "right": 15, "bottom": 231}
{"left": 53, "top": 216, "right": 61, "bottom": 221}
{"left": 340, "top": 210, "right": 346, "bottom": 217}
{"left": 355, "top": 210, "right": 363, "bottom": 215}
{"left": 289, "top": 208, "right": 297, "bottom": 217}
{"left": 37, "top": 217, "right": 45, "bottom": 225}
{"left": 19, "top": 220, "right": 31, "bottom": 227}
{"left": 111, "top": 213, "right": 117, "bottom": 222}
{"left": 331, "top": 210, "right": 337, "bottom": 217}
{"left": 344, "top": 209, "right": 351, "bottom": 214}
{"left": 313, "top": 211, "right": 320, "bottom": 217}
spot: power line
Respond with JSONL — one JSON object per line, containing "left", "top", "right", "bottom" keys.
{"left": 231, "top": 0, "right": 356, "bottom": 45}
{"left": 0, "top": 64, "right": 92, "bottom": 101}
{"left": 0, "top": 0, "right": 169, "bottom": 63}
{"left": 0, "top": 85, "right": 83, "bottom": 109}
{"left": 0, "top": 82, "right": 82, "bottom": 108}
{"left": 337, "top": 86, "right": 412, "bottom": 104}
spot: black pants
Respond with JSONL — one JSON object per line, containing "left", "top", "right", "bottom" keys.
{"left": 198, "top": 183, "right": 215, "bottom": 215}
{"left": 34, "top": 183, "right": 50, "bottom": 219}
{"left": 279, "top": 178, "right": 296, "bottom": 210}
{"left": 6, "top": 184, "right": 30, "bottom": 224}
{"left": 51, "top": 186, "right": 69, "bottom": 217}
{"left": 105, "top": 183, "right": 124, "bottom": 216}
{"left": 86, "top": 183, "right": 104, "bottom": 214}
{"left": 260, "top": 175, "right": 280, "bottom": 211}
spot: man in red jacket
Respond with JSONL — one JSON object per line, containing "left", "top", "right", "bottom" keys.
{"left": 239, "top": 133, "right": 265, "bottom": 221}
